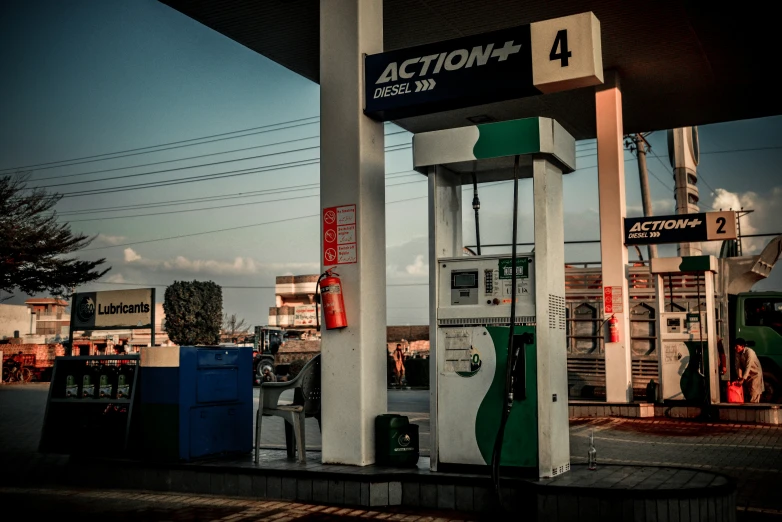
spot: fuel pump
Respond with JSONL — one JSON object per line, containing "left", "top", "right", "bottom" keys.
{"left": 414, "top": 117, "right": 575, "bottom": 481}
{"left": 651, "top": 256, "right": 719, "bottom": 403}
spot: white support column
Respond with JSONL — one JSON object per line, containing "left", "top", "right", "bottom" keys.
{"left": 319, "top": 0, "right": 386, "bottom": 466}
{"left": 704, "top": 272, "right": 719, "bottom": 404}
{"left": 532, "top": 158, "right": 570, "bottom": 478}
{"left": 595, "top": 71, "right": 633, "bottom": 403}
{"left": 428, "top": 165, "right": 463, "bottom": 471}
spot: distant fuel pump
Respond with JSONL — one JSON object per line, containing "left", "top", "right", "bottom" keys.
{"left": 651, "top": 256, "right": 719, "bottom": 404}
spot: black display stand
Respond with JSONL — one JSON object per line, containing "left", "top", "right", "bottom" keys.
{"left": 40, "top": 355, "right": 140, "bottom": 455}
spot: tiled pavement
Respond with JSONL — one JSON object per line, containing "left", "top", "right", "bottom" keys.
{"left": 4, "top": 384, "right": 782, "bottom": 518}
{"left": 0, "top": 487, "right": 475, "bottom": 521}
{"left": 569, "top": 417, "right": 782, "bottom": 517}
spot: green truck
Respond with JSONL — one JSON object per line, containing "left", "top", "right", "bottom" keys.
{"left": 727, "top": 292, "right": 782, "bottom": 401}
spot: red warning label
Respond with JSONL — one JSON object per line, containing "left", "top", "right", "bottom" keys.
{"left": 323, "top": 204, "right": 356, "bottom": 266}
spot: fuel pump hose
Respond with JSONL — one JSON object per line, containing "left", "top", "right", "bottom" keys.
{"left": 490, "top": 155, "right": 520, "bottom": 510}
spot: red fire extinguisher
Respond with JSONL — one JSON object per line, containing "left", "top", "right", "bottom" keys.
{"left": 608, "top": 314, "right": 620, "bottom": 343}
{"left": 316, "top": 268, "right": 348, "bottom": 330}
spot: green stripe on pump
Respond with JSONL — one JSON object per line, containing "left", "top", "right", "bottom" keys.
{"left": 475, "top": 325, "right": 538, "bottom": 467}
{"left": 473, "top": 118, "right": 541, "bottom": 160}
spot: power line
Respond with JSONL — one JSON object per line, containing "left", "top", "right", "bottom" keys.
{"left": 36, "top": 140, "right": 411, "bottom": 190}
{"left": 5, "top": 116, "right": 403, "bottom": 175}
{"left": 57, "top": 144, "right": 412, "bottom": 198}
{"left": 59, "top": 158, "right": 321, "bottom": 197}
{"left": 79, "top": 181, "right": 504, "bottom": 253}
{"left": 63, "top": 174, "right": 424, "bottom": 223}
{"left": 39, "top": 145, "right": 321, "bottom": 189}
{"left": 29, "top": 130, "right": 410, "bottom": 183}
{"left": 700, "top": 145, "right": 782, "bottom": 155}
{"left": 624, "top": 137, "right": 673, "bottom": 193}
{"left": 645, "top": 167, "right": 674, "bottom": 193}
{"left": 2, "top": 116, "right": 320, "bottom": 173}
{"left": 56, "top": 169, "right": 418, "bottom": 216}
{"left": 645, "top": 131, "right": 718, "bottom": 195}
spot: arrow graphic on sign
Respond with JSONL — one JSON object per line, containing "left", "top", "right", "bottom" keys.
{"left": 414, "top": 78, "right": 436, "bottom": 92}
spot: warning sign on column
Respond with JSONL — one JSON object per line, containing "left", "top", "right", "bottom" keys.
{"left": 603, "top": 285, "right": 623, "bottom": 314}
{"left": 323, "top": 204, "right": 357, "bottom": 266}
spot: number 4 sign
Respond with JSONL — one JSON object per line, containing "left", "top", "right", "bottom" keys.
{"left": 531, "top": 12, "right": 603, "bottom": 94}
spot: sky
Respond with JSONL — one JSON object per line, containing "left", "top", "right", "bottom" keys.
{"left": 2, "top": 0, "right": 781, "bottom": 328}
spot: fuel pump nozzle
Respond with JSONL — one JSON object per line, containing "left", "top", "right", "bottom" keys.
{"left": 471, "top": 168, "right": 482, "bottom": 256}
{"left": 511, "top": 332, "right": 533, "bottom": 402}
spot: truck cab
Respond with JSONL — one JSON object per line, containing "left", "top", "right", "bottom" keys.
{"left": 252, "top": 326, "right": 284, "bottom": 385}
{"left": 731, "top": 292, "right": 782, "bottom": 401}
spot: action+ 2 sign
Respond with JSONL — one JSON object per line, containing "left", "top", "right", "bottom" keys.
{"left": 624, "top": 211, "right": 737, "bottom": 246}
{"left": 364, "top": 12, "right": 603, "bottom": 121}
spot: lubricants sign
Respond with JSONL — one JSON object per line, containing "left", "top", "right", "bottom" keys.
{"left": 322, "top": 204, "right": 357, "bottom": 266}
{"left": 71, "top": 288, "right": 154, "bottom": 330}
{"left": 364, "top": 12, "right": 603, "bottom": 120}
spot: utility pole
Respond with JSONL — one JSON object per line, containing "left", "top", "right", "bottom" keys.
{"left": 630, "top": 133, "right": 657, "bottom": 260}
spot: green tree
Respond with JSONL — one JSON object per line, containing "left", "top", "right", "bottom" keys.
{"left": 163, "top": 280, "right": 223, "bottom": 346}
{"left": 0, "top": 173, "right": 110, "bottom": 301}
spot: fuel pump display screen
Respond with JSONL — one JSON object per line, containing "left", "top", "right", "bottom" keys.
{"left": 666, "top": 317, "right": 681, "bottom": 333}
{"left": 452, "top": 272, "right": 478, "bottom": 288}
{"left": 450, "top": 270, "right": 479, "bottom": 305}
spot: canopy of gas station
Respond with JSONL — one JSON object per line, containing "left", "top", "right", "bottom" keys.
{"left": 156, "top": 1, "right": 780, "bottom": 468}
{"left": 160, "top": 0, "right": 780, "bottom": 138}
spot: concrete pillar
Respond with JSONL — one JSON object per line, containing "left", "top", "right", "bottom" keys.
{"left": 704, "top": 272, "right": 719, "bottom": 404}
{"left": 427, "top": 165, "right": 463, "bottom": 471}
{"left": 532, "top": 158, "right": 570, "bottom": 477}
{"left": 670, "top": 127, "right": 702, "bottom": 257}
{"left": 595, "top": 71, "right": 633, "bottom": 403}
{"left": 319, "top": 0, "right": 387, "bottom": 466}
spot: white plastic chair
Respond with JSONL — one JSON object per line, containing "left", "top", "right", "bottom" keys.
{"left": 254, "top": 355, "right": 321, "bottom": 464}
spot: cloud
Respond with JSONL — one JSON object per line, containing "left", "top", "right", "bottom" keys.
{"left": 163, "top": 255, "right": 260, "bottom": 275}
{"left": 124, "top": 248, "right": 141, "bottom": 262}
{"left": 406, "top": 255, "right": 427, "bottom": 276}
{"left": 103, "top": 273, "right": 126, "bottom": 284}
{"left": 122, "top": 249, "right": 275, "bottom": 276}
{"left": 386, "top": 236, "right": 429, "bottom": 281}
{"left": 706, "top": 187, "right": 781, "bottom": 255}
{"left": 93, "top": 234, "right": 127, "bottom": 246}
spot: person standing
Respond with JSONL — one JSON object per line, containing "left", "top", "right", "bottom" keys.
{"left": 393, "top": 343, "right": 406, "bottom": 386}
{"left": 735, "top": 338, "right": 765, "bottom": 403}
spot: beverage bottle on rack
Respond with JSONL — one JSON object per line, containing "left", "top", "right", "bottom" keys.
{"left": 117, "top": 363, "right": 132, "bottom": 399}
{"left": 81, "top": 373, "right": 95, "bottom": 399}
{"left": 98, "top": 362, "right": 116, "bottom": 398}
{"left": 65, "top": 374, "right": 78, "bottom": 398}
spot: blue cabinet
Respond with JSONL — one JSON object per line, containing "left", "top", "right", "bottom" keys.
{"left": 139, "top": 346, "right": 252, "bottom": 461}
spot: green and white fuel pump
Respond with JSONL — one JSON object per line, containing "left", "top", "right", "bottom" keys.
{"left": 651, "top": 255, "right": 719, "bottom": 404}
{"left": 414, "top": 117, "right": 575, "bottom": 480}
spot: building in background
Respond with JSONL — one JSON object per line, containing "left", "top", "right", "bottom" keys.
{"left": 25, "top": 298, "right": 70, "bottom": 342}
{"left": 268, "top": 275, "right": 319, "bottom": 340}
